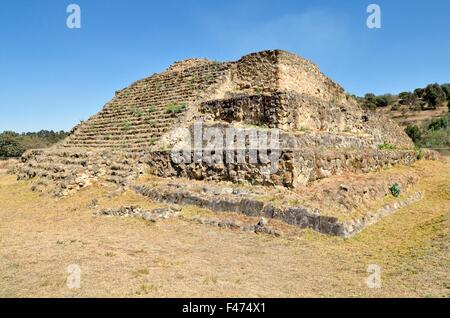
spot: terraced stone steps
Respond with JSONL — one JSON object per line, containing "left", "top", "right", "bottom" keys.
{"left": 144, "top": 147, "right": 420, "bottom": 188}
{"left": 18, "top": 149, "right": 147, "bottom": 192}
{"left": 59, "top": 61, "right": 231, "bottom": 151}
{"left": 131, "top": 167, "right": 422, "bottom": 237}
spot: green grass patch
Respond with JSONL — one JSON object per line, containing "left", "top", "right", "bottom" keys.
{"left": 378, "top": 142, "right": 397, "bottom": 150}
{"left": 123, "top": 121, "right": 132, "bottom": 130}
{"left": 166, "top": 103, "right": 187, "bottom": 114}
{"left": 130, "top": 107, "right": 142, "bottom": 118}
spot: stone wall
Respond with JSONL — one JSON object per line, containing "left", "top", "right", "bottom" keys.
{"left": 233, "top": 50, "right": 279, "bottom": 94}
{"left": 277, "top": 50, "right": 349, "bottom": 103}
{"left": 144, "top": 148, "right": 418, "bottom": 188}
{"left": 200, "top": 91, "right": 414, "bottom": 149}
{"left": 200, "top": 94, "right": 281, "bottom": 127}
{"left": 133, "top": 183, "right": 422, "bottom": 237}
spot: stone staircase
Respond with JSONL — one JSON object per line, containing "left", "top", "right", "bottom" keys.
{"left": 18, "top": 60, "right": 233, "bottom": 193}
{"left": 60, "top": 61, "right": 232, "bottom": 151}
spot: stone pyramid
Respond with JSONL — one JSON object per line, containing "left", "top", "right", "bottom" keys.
{"left": 18, "top": 50, "right": 422, "bottom": 193}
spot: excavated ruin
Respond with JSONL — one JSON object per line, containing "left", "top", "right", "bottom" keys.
{"left": 17, "top": 50, "right": 439, "bottom": 236}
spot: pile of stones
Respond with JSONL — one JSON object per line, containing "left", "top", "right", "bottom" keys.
{"left": 188, "top": 216, "right": 283, "bottom": 237}
{"left": 95, "top": 205, "right": 181, "bottom": 222}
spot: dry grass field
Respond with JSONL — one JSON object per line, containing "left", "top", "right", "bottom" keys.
{"left": 0, "top": 159, "right": 449, "bottom": 298}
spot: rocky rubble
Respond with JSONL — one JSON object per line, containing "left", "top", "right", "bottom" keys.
{"left": 94, "top": 205, "right": 181, "bottom": 222}
{"left": 188, "top": 216, "right": 283, "bottom": 237}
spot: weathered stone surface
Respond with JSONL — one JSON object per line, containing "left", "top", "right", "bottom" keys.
{"left": 132, "top": 181, "right": 421, "bottom": 237}
{"left": 12, "top": 49, "right": 439, "bottom": 238}
{"left": 95, "top": 205, "right": 180, "bottom": 222}
{"left": 187, "top": 215, "right": 283, "bottom": 237}
{"left": 144, "top": 148, "right": 418, "bottom": 188}
{"left": 16, "top": 49, "right": 431, "bottom": 193}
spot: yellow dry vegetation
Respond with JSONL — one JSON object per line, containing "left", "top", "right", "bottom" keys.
{"left": 0, "top": 159, "right": 448, "bottom": 297}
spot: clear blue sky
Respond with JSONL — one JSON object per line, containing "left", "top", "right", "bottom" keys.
{"left": 1, "top": 0, "right": 449, "bottom": 132}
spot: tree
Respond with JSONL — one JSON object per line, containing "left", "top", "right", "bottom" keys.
{"left": 0, "top": 132, "right": 24, "bottom": 158}
{"left": 441, "top": 83, "right": 450, "bottom": 100}
{"left": 399, "top": 91, "right": 416, "bottom": 106}
{"left": 362, "top": 93, "right": 377, "bottom": 109}
{"left": 374, "top": 94, "right": 394, "bottom": 107}
{"left": 414, "top": 88, "right": 425, "bottom": 98}
{"left": 423, "top": 83, "right": 446, "bottom": 108}
{"left": 441, "top": 84, "right": 450, "bottom": 111}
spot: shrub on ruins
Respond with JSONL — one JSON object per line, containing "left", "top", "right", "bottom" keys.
{"left": 131, "top": 107, "right": 142, "bottom": 117}
{"left": 390, "top": 183, "right": 401, "bottom": 198}
{"left": 414, "top": 145, "right": 423, "bottom": 160}
{"left": 123, "top": 121, "right": 132, "bottom": 130}
{"left": 405, "top": 125, "right": 422, "bottom": 143}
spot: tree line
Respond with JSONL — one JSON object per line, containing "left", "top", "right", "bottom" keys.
{"left": 0, "top": 130, "right": 69, "bottom": 158}
{"left": 359, "top": 83, "right": 450, "bottom": 111}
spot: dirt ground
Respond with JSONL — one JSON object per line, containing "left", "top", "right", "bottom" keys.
{"left": 0, "top": 159, "right": 448, "bottom": 298}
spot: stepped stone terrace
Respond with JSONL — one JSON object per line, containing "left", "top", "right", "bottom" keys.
{"left": 17, "top": 50, "right": 439, "bottom": 236}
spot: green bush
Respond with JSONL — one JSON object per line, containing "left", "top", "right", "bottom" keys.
{"left": 405, "top": 125, "right": 422, "bottom": 143}
{"left": 0, "top": 132, "right": 24, "bottom": 158}
{"left": 390, "top": 183, "right": 401, "bottom": 198}
{"left": 427, "top": 116, "right": 449, "bottom": 131}
{"left": 375, "top": 94, "right": 394, "bottom": 107}
{"left": 398, "top": 91, "right": 416, "bottom": 106}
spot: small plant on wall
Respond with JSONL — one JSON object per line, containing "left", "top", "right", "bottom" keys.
{"left": 130, "top": 107, "right": 142, "bottom": 118}
{"left": 123, "top": 121, "right": 132, "bottom": 130}
{"left": 166, "top": 103, "right": 187, "bottom": 115}
{"left": 390, "top": 183, "right": 401, "bottom": 197}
